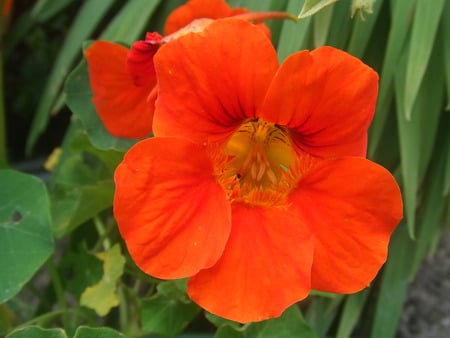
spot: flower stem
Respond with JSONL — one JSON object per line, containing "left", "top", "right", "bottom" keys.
{"left": 47, "top": 258, "right": 70, "bottom": 329}
{"left": 94, "top": 215, "right": 111, "bottom": 250}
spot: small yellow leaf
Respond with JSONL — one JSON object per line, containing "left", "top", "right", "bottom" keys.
{"left": 44, "top": 148, "right": 61, "bottom": 171}
{"left": 80, "top": 244, "right": 125, "bottom": 316}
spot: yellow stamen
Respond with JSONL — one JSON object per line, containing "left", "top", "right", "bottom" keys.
{"left": 210, "top": 118, "right": 307, "bottom": 207}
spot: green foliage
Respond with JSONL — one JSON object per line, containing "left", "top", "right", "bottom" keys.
{"left": 26, "top": 0, "right": 117, "bottom": 155}
{"left": 6, "top": 326, "right": 124, "bottom": 338}
{"left": 298, "top": 0, "right": 338, "bottom": 19}
{"left": 2, "top": 0, "right": 450, "bottom": 337}
{"left": 49, "top": 122, "right": 122, "bottom": 237}
{"left": 0, "top": 170, "right": 53, "bottom": 303}
{"left": 141, "top": 281, "right": 201, "bottom": 337}
{"left": 214, "top": 305, "right": 318, "bottom": 338}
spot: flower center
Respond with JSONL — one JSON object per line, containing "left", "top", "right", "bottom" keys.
{"left": 213, "top": 118, "right": 302, "bottom": 207}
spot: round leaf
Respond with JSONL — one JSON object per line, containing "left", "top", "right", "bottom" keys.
{"left": 6, "top": 327, "right": 67, "bottom": 338}
{"left": 0, "top": 170, "right": 54, "bottom": 303}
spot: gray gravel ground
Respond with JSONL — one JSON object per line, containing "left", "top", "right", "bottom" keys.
{"left": 397, "top": 232, "right": 450, "bottom": 338}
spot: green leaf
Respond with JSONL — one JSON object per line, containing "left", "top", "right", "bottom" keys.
{"left": 215, "top": 305, "right": 318, "bottom": 338}
{"left": 6, "top": 326, "right": 67, "bottom": 338}
{"left": 0, "top": 170, "right": 53, "bottom": 303}
{"left": 298, "top": 0, "right": 338, "bottom": 19}
{"left": 4, "top": 0, "right": 76, "bottom": 57}
{"left": 312, "top": 4, "right": 334, "bottom": 47}
{"left": 444, "top": 131, "right": 450, "bottom": 197}
{"left": 30, "top": 0, "right": 77, "bottom": 22}
{"left": 229, "top": 0, "right": 274, "bottom": 11}
{"left": 64, "top": 58, "right": 137, "bottom": 152}
{"left": 72, "top": 326, "right": 125, "bottom": 338}
{"left": 403, "top": 0, "right": 445, "bottom": 120}
{"left": 368, "top": 0, "right": 417, "bottom": 157}
{"left": 100, "top": 0, "right": 163, "bottom": 43}
{"left": 336, "top": 290, "right": 369, "bottom": 338}
{"left": 325, "top": 0, "right": 353, "bottom": 49}
{"left": 395, "top": 37, "right": 445, "bottom": 236}
{"left": 304, "top": 295, "right": 343, "bottom": 337}
{"left": 442, "top": 0, "right": 450, "bottom": 110}
{"left": 26, "top": 0, "right": 116, "bottom": 154}
{"left": 80, "top": 244, "right": 125, "bottom": 316}
{"left": 370, "top": 224, "right": 415, "bottom": 338}
{"left": 6, "top": 326, "right": 124, "bottom": 338}
{"left": 411, "top": 127, "right": 450, "bottom": 276}
{"left": 49, "top": 123, "right": 121, "bottom": 237}
{"left": 277, "top": 0, "right": 312, "bottom": 62}
{"left": 141, "top": 280, "right": 201, "bottom": 337}
{"left": 205, "top": 312, "right": 240, "bottom": 329}
{"left": 59, "top": 250, "right": 103, "bottom": 299}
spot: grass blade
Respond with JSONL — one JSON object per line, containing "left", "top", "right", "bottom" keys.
{"left": 369, "top": 223, "right": 415, "bottom": 338}
{"left": 277, "top": 0, "right": 311, "bottom": 62}
{"left": 26, "top": 0, "right": 116, "bottom": 154}
{"left": 368, "top": 0, "right": 416, "bottom": 157}
{"left": 403, "top": 0, "right": 445, "bottom": 120}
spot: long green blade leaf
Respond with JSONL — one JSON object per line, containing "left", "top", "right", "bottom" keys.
{"left": 346, "top": 0, "right": 383, "bottom": 58}
{"left": 277, "top": 0, "right": 312, "bottom": 62}
{"left": 368, "top": 0, "right": 416, "bottom": 157}
{"left": 403, "top": 0, "right": 445, "bottom": 120}
{"left": 369, "top": 224, "right": 415, "bottom": 338}
{"left": 26, "top": 0, "right": 116, "bottom": 154}
{"left": 394, "top": 39, "right": 444, "bottom": 237}
{"left": 101, "top": 0, "right": 162, "bottom": 43}
{"left": 298, "top": 0, "right": 338, "bottom": 19}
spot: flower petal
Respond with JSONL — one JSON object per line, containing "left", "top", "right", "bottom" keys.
{"left": 84, "top": 41, "right": 155, "bottom": 138}
{"left": 188, "top": 203, "right": 313, "bottom": 323}
{"left": 260, "top": 46, "right": 379, "bottom": 158}
{"left": 164, "top": 0, "right": 233, "bottom": 35}
{"left": 153, "top": 19, "right": 279, "bottom": 142}
{"left": 114, "top": 137, "right": 231, "bottom": 279}
{"left": 126, "top": 32, "right": 161, "bottom": 86}
{"left": 289, "top": 157, "right": 402, "bottom": 293}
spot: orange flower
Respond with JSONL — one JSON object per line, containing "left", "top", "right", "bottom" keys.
{"left": 84, "top": 0, "right": 287, "bottom": 138}
{"left": 114, "top": 19, "right": 403, "bottom": 323}
{"left": 84, "top": 33, "right": 161, "bottom": 138}
{"left": 2, "top": 0, "right": 13, "bottom": 16}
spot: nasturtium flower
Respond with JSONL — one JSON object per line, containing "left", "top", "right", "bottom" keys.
{"left": 114, "top": 19, "right": 403, "bottom": 323}
{"left": 164, "top": 0, "right": 270, "bottom": 37}
{"left": 84, "top": 0, "right": 288, "bottom": 138}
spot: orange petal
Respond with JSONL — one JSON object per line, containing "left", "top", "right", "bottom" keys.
{"left": 260, "top": 46, "right": 379, "bottom": 158}
{"left": 164, "top": 0, "right": 233, "bottom": 35}
{"left": 84, "top": 41, "right": 155, "bottom": 138}
{"left": 188, "top": 203, "right": 313, "bottom": 323}
{"left": 289, "top": 157, "right": 402, "bottom": 293}
{"left": 126, "top": 32, "right": 161, "bottom": 86}
{"left": 114, "top": 137, "right": 231, "bottom": 279}
{"left": 153, "top": 19, "right": 278, "bottom": 142}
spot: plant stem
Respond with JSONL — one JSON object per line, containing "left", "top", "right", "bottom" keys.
{"left": 47, "top": 258, "right": 70, "bottom": 329}
{"left": 94, "top": 215, "right": 111, "bottom": 250}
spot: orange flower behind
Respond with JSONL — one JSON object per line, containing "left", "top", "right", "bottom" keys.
{"left": 84, "top": 33, "right": 161, "bottom": 138}
{"left": 114, "top": 19, "right": 403, "bottom": 323}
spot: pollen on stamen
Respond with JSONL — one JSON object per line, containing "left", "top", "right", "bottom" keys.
{"left": 207, "top": 118, "right": 311, "bottom": 208}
